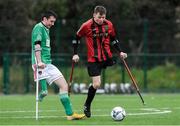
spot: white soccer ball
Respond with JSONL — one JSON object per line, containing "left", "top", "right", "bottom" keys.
{"left": 111, "top": 106, "right": 126, "bottom": 121}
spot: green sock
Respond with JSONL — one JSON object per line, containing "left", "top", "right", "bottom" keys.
{"left": 38, "top": 79, "right": 48, "bottom": 101}
{"left": 40, "top": 79, "right": 47, "bottom": 91}
{"left": 59, "top": 92, "right": 73, "bottom": 116}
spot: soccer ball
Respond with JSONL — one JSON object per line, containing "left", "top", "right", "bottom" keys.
{"left": 111, "top": 106, "right": 126, "bottom": 121}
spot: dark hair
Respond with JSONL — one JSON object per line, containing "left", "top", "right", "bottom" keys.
{"left": 94, "top": 5, "right": 106, "bottom": 15}
{"left": 41, "top": 10, "right": 57, "bottom": 21}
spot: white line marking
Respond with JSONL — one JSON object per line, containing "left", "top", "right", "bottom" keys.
{"left": 127, "top": 110, "right": 171, "bottom": 116}
{"left": 0, "top": 109, "right": 59, "bottom": 113}
{"left": 0, "top": 108, "right": 172, "bottom": 119}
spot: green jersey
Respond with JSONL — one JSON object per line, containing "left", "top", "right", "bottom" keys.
{"left": 31, "top": 22, "right": 51, "bottom": 65}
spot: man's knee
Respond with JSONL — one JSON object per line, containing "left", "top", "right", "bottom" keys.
{"left": 93, "top": 81, "right": 101, "bottom": 89}
{"left": 54, "top": 78, "right": 68, "bottom": 90}
{"left": 60, "top": 81, "right": 68, "bottom": 91}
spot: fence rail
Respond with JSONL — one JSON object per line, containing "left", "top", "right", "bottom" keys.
{"left": 2, "top": 53, "right": 180, "bottom": 94}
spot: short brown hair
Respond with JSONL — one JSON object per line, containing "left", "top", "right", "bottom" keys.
{"left": 41, "top": 10, "right": 57, "bottom": 21}
{"left": 94, "top": 5, "right": 106, "bottom": 15}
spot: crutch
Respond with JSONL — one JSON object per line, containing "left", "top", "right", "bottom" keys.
{"left": 34, "top": 57, "right": 39, "bottom": 120}
{"left": 120, "top": 57, "right": 145, "bottom": 105}
{"left": 68, "top": 61, "right": 75, "bottom": 96}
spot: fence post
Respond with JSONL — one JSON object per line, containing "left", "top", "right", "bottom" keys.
{"left": 121, "top": 63, "right": 125, "bottom": 83}
{"left": 3, "top": 53, "right": 10, "bottom": 94}
{"left": 55, "top": 20, "right": 61, "bottom": 53}
{"left": 143, "top": 19, "right": 148, "bottom": 91}
{"left": 24, "top": 58, "right": 30, "bottom": 93}
{"left": 102, "top": 69, "right": 106, "bottom": 88}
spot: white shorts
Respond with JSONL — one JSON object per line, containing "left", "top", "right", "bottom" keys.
{"left": 32, "top": 64, "right": 64, "bottom": 85}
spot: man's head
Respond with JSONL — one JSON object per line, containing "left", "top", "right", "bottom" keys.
{"left": 93, "top": 5, "right": 106, "bottom": 25}
{"left": 41, "top": 10, "right": 57, "bottom": 29}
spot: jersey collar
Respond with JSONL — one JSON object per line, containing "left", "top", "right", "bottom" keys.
{"left": 41, "top": 22, "right": 49, "bottom": 31}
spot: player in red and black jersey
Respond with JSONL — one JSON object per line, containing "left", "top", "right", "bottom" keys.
{"left": 72, "top": 5, "right": 127, "bottom": 118}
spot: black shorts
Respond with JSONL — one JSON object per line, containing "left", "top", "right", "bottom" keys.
{"left": 87, "top": 59, "right": 116, "bottom": 77}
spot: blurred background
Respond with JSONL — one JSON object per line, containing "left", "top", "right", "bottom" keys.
{"left": 0, "top": 0, "right": 180, "bottom": 94}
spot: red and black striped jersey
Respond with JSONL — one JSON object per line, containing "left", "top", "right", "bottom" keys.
{"left": 77, "top": 18, "right": 116, "bottom": 62}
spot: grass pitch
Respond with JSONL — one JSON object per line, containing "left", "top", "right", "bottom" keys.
{"left": 0, "top": 94, "right": 180, "bottom": 125}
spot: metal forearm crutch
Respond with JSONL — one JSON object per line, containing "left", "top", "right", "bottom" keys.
{"left": 68, "top": 61, "right": 75, "bottom": 96}
{"left": 35, "top": 57, "right": 39, "bottom": 120}
{"left": 121, "top": 58, "right": 145, "bottom": 105}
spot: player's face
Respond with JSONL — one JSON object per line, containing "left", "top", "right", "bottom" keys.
{"left": 93, "top": 12, "right": 106, "bottom": 25}
{"left": 44, "top": 16, "right": 56, "bottom": 28}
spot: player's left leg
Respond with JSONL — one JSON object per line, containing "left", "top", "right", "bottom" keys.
{"left": 54, "top": 77, "right": 85, "bottom": 120}
{"left": 84, "top": 76, "right": 101, "bottom": 118}
{"left": 32, "top": 65, "right": 48, "bottom": 102}
{"left": 54, "top": 78, "right": 73, "bottom": 115}
{"left": 38, "top": 79, "right": 48, "bottom": 102}
{"left": 84, "top": 62, "right": 102, "bottom": 118}
{"left": 47, "top": 64, "right": 85, "bottom": 120}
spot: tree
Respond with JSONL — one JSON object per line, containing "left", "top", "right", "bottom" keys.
{"left": 0, "top": 0, "right": 33, "bottom": 55}
{"left": 0, "top": 0, "right": 179, "bottom": 57}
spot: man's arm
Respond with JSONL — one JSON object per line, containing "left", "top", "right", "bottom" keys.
{"left": 109, "top": 21, "right": 127, "bottom": 59}
{"left": 111, "top": 37, "right": 127, "bottom": 59}
{"left": 72, "top": 35, "right": 81, "bottom": 62}
{"left": 72, "top": 35, "right": 81, "bottom": 55}
{"left": 34, "top": 41, "right": 46, "bottom": 68}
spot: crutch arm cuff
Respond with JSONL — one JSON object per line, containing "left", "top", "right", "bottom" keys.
{"left": 111, "top": 39, "right": 122, "bottom": 52}
{"left": 72, "top": 35, "right": 80, "bottom": 54}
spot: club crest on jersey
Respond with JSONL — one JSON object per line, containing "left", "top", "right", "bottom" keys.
{"left": 38, "top": 71, "right": 42, "bottom": 75}
{"left": 46, "top": 39, "right": 50, "bottom": 47}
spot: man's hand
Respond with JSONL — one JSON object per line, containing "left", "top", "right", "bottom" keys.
{"left": 37, "top": 62, "right": 46, "bottom": 69}
{"left": 119, "top": 52, "right": 127, "bottom": 59}
{"left": 72, "top": 54, "right": 79, "bottom": 63}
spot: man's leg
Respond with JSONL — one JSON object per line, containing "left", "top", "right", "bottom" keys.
{"left": 84, "top": 76, "right": 101, "bottom": 118}
{"left": 54, "top": 77, "right": 85, "bottom": 120}
{"left": 39, "top": 79, "right": 48, "bottom": 101}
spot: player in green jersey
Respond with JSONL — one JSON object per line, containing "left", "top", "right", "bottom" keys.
{"left": 31, "top": 10, "right": 85, "bottom": 120}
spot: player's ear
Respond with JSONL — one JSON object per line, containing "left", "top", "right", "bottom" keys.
{"left": 93, "top": 13, "right": 96, "bottom": 18}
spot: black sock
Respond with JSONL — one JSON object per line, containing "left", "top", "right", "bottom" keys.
{"left": 84, "top": 85, "right": 97, "bottom": 108}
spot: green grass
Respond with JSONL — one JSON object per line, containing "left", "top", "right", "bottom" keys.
{"left": 0, "top": 94, "right": 180, "bottom": 125}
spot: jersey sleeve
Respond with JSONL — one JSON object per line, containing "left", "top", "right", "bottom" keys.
{"left": 76, "top": 23, "right": 87, "bottom": 38}
{"left": 32, "top": 26, "right": 42, "bottom": 44}
{"left": 109, "top": 21, "right": 116, "bottom": 39}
